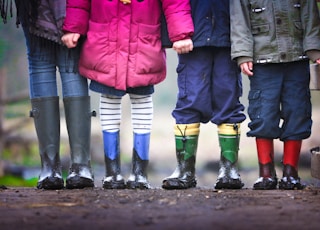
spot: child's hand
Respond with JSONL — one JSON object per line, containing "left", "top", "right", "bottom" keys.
{"left": 316, "top": 59, "right": 320, "bottom": 65}
{"left": 61, "top": 33, "right": 81, "bottom": 48}
{"left": 120, "top": 0, "right": 131, "bottom": 3}
{"left": 172, "top": 39, "right": 193, "bottom": 54}
{"left": 240, "top": 61, "right": 254, "bottom": 76}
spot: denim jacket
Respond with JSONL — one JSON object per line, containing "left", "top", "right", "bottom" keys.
{"left": 230, "top": 0, "right": 320, "bottom": 65}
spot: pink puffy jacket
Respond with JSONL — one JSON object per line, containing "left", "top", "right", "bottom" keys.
{"left": 63, "top": 0, "right": 194, "bottom": 91}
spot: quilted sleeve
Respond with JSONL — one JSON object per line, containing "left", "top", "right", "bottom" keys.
{"left": 162, "top": 0, "right": 194, "bottom": 42}
{"left": 63, "top": 0, "right": 91, "bottom": 35}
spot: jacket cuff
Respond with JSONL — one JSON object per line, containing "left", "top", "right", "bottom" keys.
{"left": 237, "top": 56, "right": 253, "bottom": 66}
{"left": 306, "top": 50, "right": 320, "bottom": 62}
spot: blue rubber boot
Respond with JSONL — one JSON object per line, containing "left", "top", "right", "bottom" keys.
{"left": 126, "top": 133, "right": 151, "bottom": 189}
{"left": 102, "top": 130, "right": 125, "bottom": 189}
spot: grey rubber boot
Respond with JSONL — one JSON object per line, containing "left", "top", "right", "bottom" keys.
{"left": 63, "top": 96, "right": 95, "bottom": 189}
{"left": 30, "top": 96, "right": 64, "bottom": 190}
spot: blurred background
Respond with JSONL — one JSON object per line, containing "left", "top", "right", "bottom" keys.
{"left": 1, "top": 13, "right": 320, "bottom": 189}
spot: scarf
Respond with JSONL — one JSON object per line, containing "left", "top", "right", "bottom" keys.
{"left": 0, "top": 0, "right": 14, "bottom": 23}
{"left": 15, "top": 0, "right": 65, "bottom": 44}
{"left": 2, "top": 0, "right": 80, "bottom": 73}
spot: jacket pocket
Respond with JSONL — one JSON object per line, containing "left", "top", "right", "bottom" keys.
{"left": 81, "top": 20, "right": 113, "bottom": 74}
{"left": 251, "top": 23, "right": 273, "bottom": 56}
{"left": 252, "top": 24, "right": 269, "bottom": 35}
{"left": 136, "top": 23, "right": 165, "bottom": 74}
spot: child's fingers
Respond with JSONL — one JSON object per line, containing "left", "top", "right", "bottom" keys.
{"left": 61, "top": 33, "right": 80, "bottom": 48}
{"left": 173, "top": 39, "right": 193, "bottom": 54}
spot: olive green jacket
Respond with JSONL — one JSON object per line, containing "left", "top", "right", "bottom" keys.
{"left": 230, "top": 0, "right": 320, "bottom": 65}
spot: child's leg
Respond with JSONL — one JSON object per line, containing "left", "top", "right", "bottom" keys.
{"left": 162, "top": 123, "right": 199, "bottom": 190}
{"left": 100, "top": 94, "right": 125, "bottom": 189}
{"left": 279, "top": 140, "right": 305, "bottom": 190}
{"left": 253, "top": 138, "right": 277, "bottom": 190}
{"left": 278, "top": 61, "right": 311, "bottom": 190}
{"left": 215, "top": 123, "right": 244, "bottom": 189}
{"left": 127, "top": 93, "right": 153, "bottom": 189}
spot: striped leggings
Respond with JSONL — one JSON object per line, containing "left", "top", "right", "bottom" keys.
{"left": 99, "top": 93, "right": 153, "bottom": 134}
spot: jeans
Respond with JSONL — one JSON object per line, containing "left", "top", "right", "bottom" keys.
{"left": 22, "top": 27, "right": 88, "bottom": 99}
{"left": 247, "top": 60, "right": 312, "bottom": 141}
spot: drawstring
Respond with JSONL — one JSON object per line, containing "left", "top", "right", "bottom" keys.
{"left": 177, "top": 125, "right": 188, "bottom": 150}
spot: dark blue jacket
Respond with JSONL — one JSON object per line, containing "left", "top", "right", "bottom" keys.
{"left": 162, "top": 0, "right": 231, "bottom": 48}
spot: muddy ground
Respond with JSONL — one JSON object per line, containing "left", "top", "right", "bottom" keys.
{"left": 2, "top": 69, "right": 320, "bottom": 229}
{"left": 2, "top": 105, "right": 320, "bottom": 230}
{"left": 2, "top": 111, "right": 320, "bottom": 230}
{"left": 2, "top": 102, "right": 320, "bottom": 230}
{"left": 0, "top": 185, "right": 320, "bottom": 230}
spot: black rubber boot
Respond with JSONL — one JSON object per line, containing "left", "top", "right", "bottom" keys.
{"left": 214, "top": 156, "right": 244, "bottom": 189}
{"left": 253, "top": 163, "right": 278, "bottom": 190}
{"left": 64, "top": 96, "right": 95, "bottom": 189}
{"left": 30, "top": 97, "right": 64, "bottom": 190}
{"left": 102, "top": 131, "right": 126, "bottom": 189}
{"left": 279, "top": 164, "right": 305, "bottom": 190}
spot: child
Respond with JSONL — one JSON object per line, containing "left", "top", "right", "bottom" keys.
{"left": 230, "top": 0, "right": 320, "bottom": 190}
{"left": 161, "top": 0, "right": 246, "bottom": 190}
{"left": 1, "top": 0, "right": 95, "bottom": 190}
{"left": 62, "top": 0, "right": 194, "bottom": 189}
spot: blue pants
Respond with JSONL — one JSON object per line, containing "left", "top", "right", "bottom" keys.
{"left": 247, "top": 61, "right": 312, "bottom": 141}
{"left": 172, "top": 47, "right": 246, "bottom": 125}
{"left": 22, "top": 27, "right": 88, "bottom": 99}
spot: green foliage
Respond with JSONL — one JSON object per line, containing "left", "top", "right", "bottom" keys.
{"left": 0, "top": 175, "right": 38, "bottom": 187}
{"left": 0, "top": 39, "right": 5, "bottom": 63}
{"left": 1, "top": 143, "right": 40, "bottom": 167}
{"left": 2, "top": 140, "right": 71, "bottom": 168}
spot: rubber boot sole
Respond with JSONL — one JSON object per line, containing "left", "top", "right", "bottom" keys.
{"left": 37, "top": 177, "right": 64, "bottom": 190}
{"left": 162, "top": 177, "right": 197, "bottom": 190}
